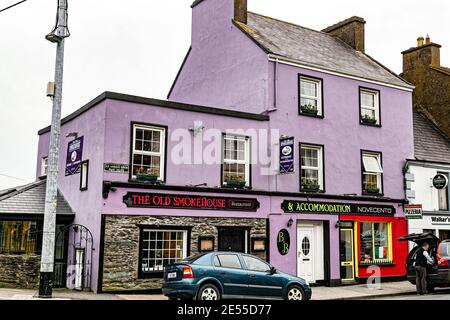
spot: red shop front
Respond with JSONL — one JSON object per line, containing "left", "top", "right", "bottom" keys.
{"left": 338, "top": 214, "right": 408, "bottom": 282}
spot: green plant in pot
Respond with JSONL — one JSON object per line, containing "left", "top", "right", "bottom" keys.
{"left": 136, "top": 167, "right": 159, "bottom": 182}
{"left": 225, "top": 174, "right": 246, "bottom": 188}
{"left": 302, "top": 178, "right": 320, "bottom": 192}
{"left": 301, "top": 103, "right": 318, "bottom": 116}
{"left": 361, "top": 114, "right": 377, "bottom": 125}
{"left": 366, "top": 187, "right": 380, "bottom": 194}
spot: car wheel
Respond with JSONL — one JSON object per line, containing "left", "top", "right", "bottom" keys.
{"left": 286, "top": 285, "right": 306, "bottom": 301}
{"left": 197, "top": 284, "right": 221, "bottom": 300}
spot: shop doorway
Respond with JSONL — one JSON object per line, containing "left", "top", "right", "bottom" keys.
{"left": 340, "top": 228, "right": 355, "bottom": 282}
{"left": 297, "top": 222, "right": 324, "bottom": 283}
{"left": 218, "top": 228, "right": 248, "bottom": 253}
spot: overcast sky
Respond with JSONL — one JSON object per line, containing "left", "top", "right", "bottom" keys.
{"left": 0, "top": 0, "right": 449, "bottom": 189}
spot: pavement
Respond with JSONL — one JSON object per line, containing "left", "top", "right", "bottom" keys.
{"left": 0, "top": 281, "right": 420, "bottom": 300}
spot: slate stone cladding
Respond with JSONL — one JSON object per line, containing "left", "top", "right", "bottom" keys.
{"left": 0, "top": 254, "right": 40, "bottom": 289}
{"left": 101, "top": 215, "right": 267, "bottom": 292}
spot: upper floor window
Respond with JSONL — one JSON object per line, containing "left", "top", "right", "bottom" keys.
{"left": 41, "top": 157, "right": 48, "bottom": 177}
{"left": 223, "top": 135, "right": 250, "bottom": 188}
{"left": 80, "top": 160, "right": 89, "bottom": 191}
{"left": 299, "top": 76, "right": 323, "bottom": 117}
{"left": 131, "top": 124, "right": 166, "bottom": 181}
{"left": 438, "top": 172, "right": 449, "bottom": 211}
{"left": 362, "top": 151, "right": 383, "bottom": 195}
{"left": 360, "top": 88, "right": 380, "bottom": 126}
{"left": 300, "top": 144, "right": 324, "bottom": 192}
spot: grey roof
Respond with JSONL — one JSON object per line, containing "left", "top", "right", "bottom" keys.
{"left": 235, "top": 12, "right": 412, "bottom": 88}
{"left": 0, "top": 180, "right": 74, "bottom": 216}
{"left": 413, "top": 112, "right": 450, "bottom": 164}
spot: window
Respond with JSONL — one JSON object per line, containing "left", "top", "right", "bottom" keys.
{"left": 80, "top": 160, "right": 89, "bottom": 191}
{"left": 41, "top": 157, "right": 48, "bottom": 177}
{"left": 438, "top": 173, "right": 449, "bottom": 211}
{"left": 215, "top": 254, "right": 242, "bottom": 269}
{"left": 362, "top": 151, "right": 383, "bottom": 194}
{"left": 300, "top": 144, "right": 324, "bottom": 192}
{"left": 360, "top": 222, "right": 392, "bottom": 264}
{"left": 299, "top": 76, "right": 323, "bottom": 117}
{"left": 242, "top": 255, "right": 271, "bottom": 272}
{"left": 0, "top": 221, "right": 40, "bottom": 254}
{"left": 140, "top": 229, "right": 187, "bottom": 273}
{"left": 360, "top": 88, "right": 380, "bottom": 126}
{"left": 223, "top": 135, "right": 250, "bottom": 187}
{"left": 198, "top": 236, "right": 214, "bottom": 252}
{"left": 132, "top": 124, "right": 166, "bottom": 181}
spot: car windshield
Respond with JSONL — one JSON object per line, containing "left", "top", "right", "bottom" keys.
{"left": 440, "top": 242, "right": 450, "bottom": 257}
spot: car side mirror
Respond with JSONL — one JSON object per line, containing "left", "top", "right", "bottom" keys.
{"left": 269, "top": 267, "right": 277, "bottom": 275}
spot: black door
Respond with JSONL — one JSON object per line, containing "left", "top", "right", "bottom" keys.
{"left": 218, "top": 228, "right": 246, "bottom": 252}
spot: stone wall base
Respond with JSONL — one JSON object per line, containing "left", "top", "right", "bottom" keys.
{"left": 0, "top": 254, "right": 41, "bottom": 289}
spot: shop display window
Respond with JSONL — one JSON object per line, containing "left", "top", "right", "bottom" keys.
{"left": 360, "top": 222, "right": 392, "bottom": 264}
{"left": 0, "top": 221, "right": 40, "bottom": 254}
{"left": 141, "top": 229, "right": 187, "bottom": 273}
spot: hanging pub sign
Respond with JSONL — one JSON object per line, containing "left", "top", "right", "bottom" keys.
{"left": 404, "top": 204, "right": 423, "bottom": 220}
{"left": 279, "top": 137, "right": 295, "bottom": 174}
{"left": 433, "top": 174, "right": 448, "bottom": 190}
{"left": 281, "top": 200, "right": 396, "bottom": 216}
{"left": 65, "top": 136, "right": 84, "bottom": 176}
{"left": 277, "top": 229, "right": 290, "bottom": 255}
{"left": 123, "top": 192, "right": 260, "bottom": 212}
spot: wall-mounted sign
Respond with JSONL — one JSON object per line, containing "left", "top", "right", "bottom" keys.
{"left": 405, "top": 204, "right": 423, "bottom": 220}
{"left": 123, "top": 192, "right": 260, "bottom": 212}
{"left": 281, "top": 200, "right": 396, "bottom": 216}
{"left": 431, "top": 216, "right": 450, "bottom": 225}
{"left": 104, "top": 163, "right": 129, "bottom": 174}
{"left": 433, "top": 174, "right": 448, "bottom": 190}
{"left": 277, "top": 229, "right": 290, "bottom": 255}
{"left": 65, "top": 136, "right": 84, "bottom": 176}
{"left": 279, "top": 137, "right": 295, "bottom": 174}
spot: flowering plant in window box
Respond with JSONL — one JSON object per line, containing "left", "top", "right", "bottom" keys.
{"left": 136, "top": 167, "right": 159, "bottom": 182}
{"left": 224, "top": 174, "right": 246, "bottom": 188}
{"left": 365, "top": 187, "right": 380, "bottom": 194}
{"left": 361, "top": 115, "right": 377, "bottom": 125}
{"left": 300, "top": 104, "right": 319, "bottom": 116}
{"left": 301, "top": 179, "right": 320, "bottom": 192}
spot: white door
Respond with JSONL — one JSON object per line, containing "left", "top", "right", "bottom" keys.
{"left": 297, "top": 227, "right": 315, "bottom": 282}
{"left": 74, "top": 248, "right": 84, "bottom": 290}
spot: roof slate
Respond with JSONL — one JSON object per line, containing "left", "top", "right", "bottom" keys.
{"left": 236, "top": 12, "right": 412, "bottom": 88}
{"left": 0, "top": 180, "right": 74, "bottom": 216}
{"left": 413, "top": 112, "right": 450, "bottom": 164}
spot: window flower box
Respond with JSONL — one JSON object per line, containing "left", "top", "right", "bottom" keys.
{"left": 365, "top": 187, "right": 380, "bottom": 194}
{"left": 302, "top": 184, "right": 320, "bottom": 192}
{"left": 300, "top": 105, "right": 319, "bottom": 116}
{"left": 136, "top": 167, "right": 159, "bottom": 182}
{"left": 361, "top": 116, "right": 377, "bottom": 125}
{"left": 225, "top": 179, "right": 246, "bottom": 188}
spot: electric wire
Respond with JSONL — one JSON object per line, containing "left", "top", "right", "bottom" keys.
{"left": 0, "top": 0, "right": 27, "bottom": 13}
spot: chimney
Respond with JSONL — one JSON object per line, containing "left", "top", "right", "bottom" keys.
{"left": 322, "top": 16, "right": 366, "bottom": 52}
{"left": 234, "top": 0, "right": 247, "bottom": 24}
{"left": 425, "top": 34, "right": 431, "bottom": 45}
{"left": 417, "top": 36, "right": 424, "bottom": 47}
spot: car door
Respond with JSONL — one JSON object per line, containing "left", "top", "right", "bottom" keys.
{"left": 213, "top": 254, "right": 249, "bottom": 297}
{"left": 242, "top": 254, "right": 284, "bottom": 298}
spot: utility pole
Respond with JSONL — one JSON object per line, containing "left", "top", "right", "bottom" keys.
{"left": 39, "top": 0, "right": 70, "bottom": 298}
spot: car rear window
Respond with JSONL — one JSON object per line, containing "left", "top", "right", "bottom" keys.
{"left": 440, "top": 242, "right": 450, "bottom": 257}
{"left": 179, "top": 253, "right": 207, "bottom": 264}
{"left": 215, "top": 254, "right": 242, "bottom": 269}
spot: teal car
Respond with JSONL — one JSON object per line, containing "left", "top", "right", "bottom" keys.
{"left": 162, "top": 252, "right": 312, "bottom": 300}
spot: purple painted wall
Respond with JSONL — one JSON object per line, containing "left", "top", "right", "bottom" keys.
{"left": 168, "top": 0, "right": 269, "bottom": 114}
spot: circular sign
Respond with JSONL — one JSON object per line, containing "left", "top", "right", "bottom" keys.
{"left": 277, "top": 229, "right": 290, "bottom": 255}
{"left": 71, "top": 151, "right": 77, "bottom": 162}
{"left": 282, "top": 146, "right": 292, "bottom": 156}
{"left": 433, "top": 174, "right": 448, "bottom": 190}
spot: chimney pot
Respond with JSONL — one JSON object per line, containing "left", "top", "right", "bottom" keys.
{"left": 234, "top": 0, "right": 247, "bottom": 24}
{"left": 417, "top": 36, "right": 424, "bottom": 47}
{"left": 426, "top": 34, "right": 431, "bottom": 45}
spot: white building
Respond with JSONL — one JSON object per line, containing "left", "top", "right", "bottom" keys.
{"left": 406, "top": 112, "right": 450, "bottom": 241}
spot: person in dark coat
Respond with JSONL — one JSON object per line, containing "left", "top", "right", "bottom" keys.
{"left": 414, "top": 242, "right": 435, "bottom": 295}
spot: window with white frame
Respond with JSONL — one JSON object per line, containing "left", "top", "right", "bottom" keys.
{"left": 300, "top": 144, "right": 324, "bottom": 191}
{"left": 360, "top": 89, "right": 380, "bottom": 125}
{"left": 223, "top": 135, "right": 250, "bottom": 187}
{"left": 140, "top": 229, "right": 188, "bottom": 273}
{"left": 41, "top": 157, "right": 48, "bottom": 177}
{"left": 362, "top": 152, "right": 383, "bottom": 194}
{"left": 131, "top": 124, "right": 165, "bottom": 180}
{"left": 299, "top": 76, "right": 323, "bottom": 116}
